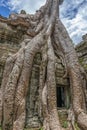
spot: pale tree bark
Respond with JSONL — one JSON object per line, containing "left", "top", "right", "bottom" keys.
{"left": 1, "top": 0, "right": 87, "bottom": 130}
{"left": 54, "top": 18, "right": 87, "bottom": 130}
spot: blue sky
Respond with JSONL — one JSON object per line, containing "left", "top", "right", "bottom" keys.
{"left": 0, "top": 0, "right": 87, "bottom": 44}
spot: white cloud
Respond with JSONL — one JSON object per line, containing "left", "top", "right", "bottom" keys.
{"left": 0, "top": 0, "right": 6, "bottom": 6}
{"left": 7, "top": 0, "right": 46, "bottom": 14}
{"left": 2, "top": 0, "right": 87, "bottom": 44}
{"left": 60, "top": 0, "right": 87, "bottom": 44}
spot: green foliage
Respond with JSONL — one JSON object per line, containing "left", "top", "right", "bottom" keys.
{"left": 24, "top": 128, "right": 30, "bottom": 130}
{"left": 79, "top": 58, "right": 83, "bottom": 64}
{"left": 24, "top": 128, "right": 27, "bottom": 130}
{"left": 83, "top": 64, "right": 87, "bottom": 70}
{"left": 24, "top": 128, "right": 42, "bottom": 130}
{"left": 62, "top": 121, "right": 68, "bottom": 128}
{"left": 74, "top": 123, "right": 80, "bottom": 130}
{"left": 39, "top": 128, "right": 43, "bottom": 130}
{"left": 24, "top": 128, "right": 33, "bottom": 130}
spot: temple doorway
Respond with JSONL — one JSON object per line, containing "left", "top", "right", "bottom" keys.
{"left": 56, "top": 85, "right": 70, "bottom": 109}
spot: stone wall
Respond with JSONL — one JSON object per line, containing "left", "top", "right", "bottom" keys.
{"left": 26, "top": 53, "right": 42, "bottom": 128}
{"left": 0, "top": 14, "right": 87, "bottom": 128}
{"left": 76, "top": 34, "right": 87, "bottom": 72}
{"left": 0, "top": 14, "right": 71, "bottom": 88}
{"left": 0, "top": 14, "right": 31, "bottom": 87}
{"left": 25, "top": 53, "right": 70, "bottom": 128}
{"left": 0, "top": 15, "right": 86, "bottom": 89}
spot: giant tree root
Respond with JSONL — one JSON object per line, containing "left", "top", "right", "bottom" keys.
{"left": 54, "top": 18, "right": 87, "bottom": 130}
{"left": 1, "top": 0, "right": 87, "bottom": 130}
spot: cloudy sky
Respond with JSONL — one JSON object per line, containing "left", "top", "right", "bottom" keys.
{"left": 0, "top": 0, "right": 87, "bottom": 44}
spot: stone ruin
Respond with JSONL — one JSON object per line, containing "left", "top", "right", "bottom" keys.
{"left": 0, "top": 11, "right": 87, "bottom": 129}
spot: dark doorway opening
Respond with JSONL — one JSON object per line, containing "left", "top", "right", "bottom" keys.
{"left": 57, "top": 86, "right": 65, "bottom": 107}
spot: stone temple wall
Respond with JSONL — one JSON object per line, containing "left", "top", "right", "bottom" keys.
{"left": 76, "top": 34, "right": 87, "bottom": 72}
{"left": 0, "top": 14, "right": 31, "bottom": 87}
{"left": 0, "top": 14, "right": 86, "bottom": 89}
{"left": 0, "top": 30, "right": 87, "bottom": 90}
{"left": 0, "top": 14, "right": 87, "bottom": 128}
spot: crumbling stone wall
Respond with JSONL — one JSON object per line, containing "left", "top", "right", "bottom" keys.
{"left": 76, "top": 34, "right": 87, "bottom": 72}
{"left": 0, "top": 14, "right": 31, "bottom": 88}
{"left": 0, "top": 14, "right": 87, "bottom": 128}
{"left": 26, "top": 53, "right": 42, "bottom": 128}
{"left": 0, "top": 14, "right": 86, "bottom": 89}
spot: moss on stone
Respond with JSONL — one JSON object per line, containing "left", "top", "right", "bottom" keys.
{"left": 58, "top": 110, "right": 68, "bottom": 127}
{"left": 74, "top": 122, "right": 80, "bottom": 130}
{"left": 79, "top": 58, "right": 84, "bottom": 64}
{"left": 62, "top": 121, "right": 68, "bottom": 128}
{"left": 83, "top": 64, "right": 87, "bottom": 70}
{"left": 24, "top": 128, "right": 40, "bottom": 130}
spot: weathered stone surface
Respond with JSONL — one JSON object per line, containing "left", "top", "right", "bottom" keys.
{"left": 76, "top": 34, "right": 87, "bottom": 72}
{"left": 55, "top": 57, "right": 69, "bottom": 86}
{"left": 0, "top": 90, "right": 2, "bottom": 124}
{"left": 0, "top": 14, "right": 31, "bottom": 89}
{"left": 0, "top": 12, "right": 87, "bottom": 129}
{"left": 26, "top": 53, "right": 42, "bottom": 128}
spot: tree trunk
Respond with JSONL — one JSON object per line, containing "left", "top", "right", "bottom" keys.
{"left": 1, "top": 0, "right": 87, "bottom": 130}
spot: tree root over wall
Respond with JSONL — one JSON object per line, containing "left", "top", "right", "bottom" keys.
{"left": 1, "top": 0, "right": 87, "bottom": 130}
